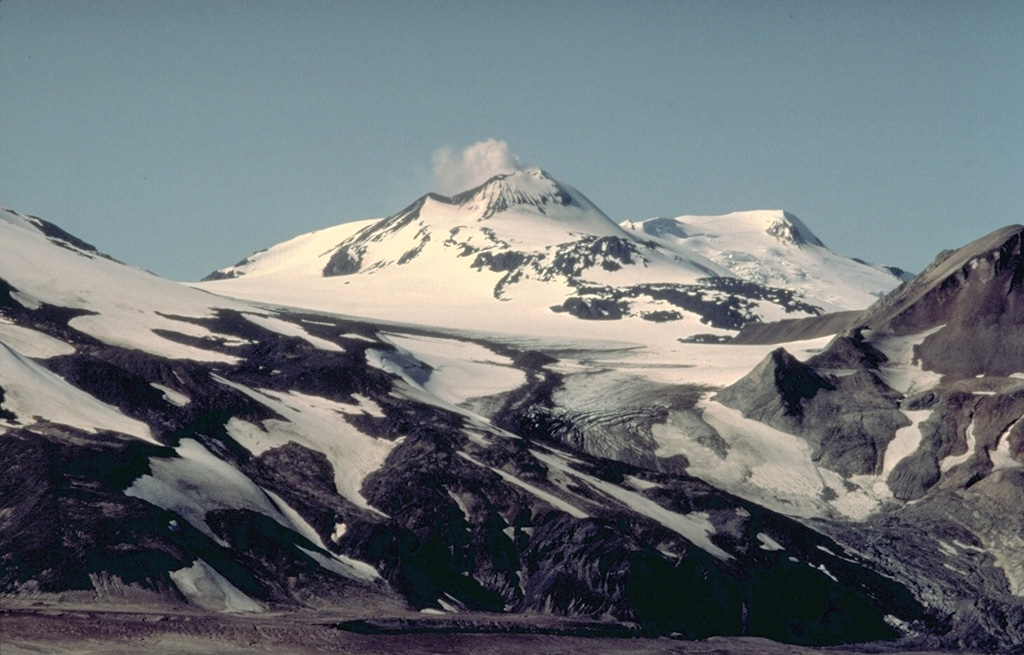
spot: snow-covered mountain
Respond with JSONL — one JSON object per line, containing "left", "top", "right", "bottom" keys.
{"left": 200, "top": 169, "right": 906, "bottom": 342}
{"left": 6, "top": 184, "right": 1024, "bottom": 652}
{"left": 623, "top": 210, "right": 911, "bottom": 313}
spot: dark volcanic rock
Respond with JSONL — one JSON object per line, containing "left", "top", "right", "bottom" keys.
{"left": 322, "top": 244, "right": 364, "bottom": 276}
{"left": 716, "top": 348, "right": 836, "bottom": 421}
{"left": 856, "top": 225, "right": 1024, "bottom": 377}
{"left": 472, "top": 250, "right": 527, "bottom": 273}
{"left": 805, "top": 328, "right": 888, "bottom": 370}
{"left": 551, "top": 297, "right": 626, "bottom": 320}
{"left": 716, "top": 349, "right": 908, "bottom": 477}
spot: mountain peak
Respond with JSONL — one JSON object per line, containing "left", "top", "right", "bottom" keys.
{"left": 447, "top": 168, "right": 603, "bottom": 220}
{"left": 719, "top": 210, "right": 825, "bottom": 248}
{"left": 771, "top": 211, "right": 825, "bottom": 247}
{"left": 630, "top": 210, "right": 825, "bottom": 249}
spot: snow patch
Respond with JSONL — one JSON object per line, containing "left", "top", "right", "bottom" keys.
{"left": 214, "top": 377, "right": 396, "bottom": 513}
{"left": 867, "top": 328, "right": 944, "bottom": 395}
{"left": 661, "top": 398, "right": 890, "bottom": 520}
{"left": 941, "top": 418, "right": 977, "bottom": 472}
{"left": 447, "top": 488, "right": 472, "bottom": 522}
{"left": 757, "top": 533, "right": 785, "bottom": 551}
{"left": 341, "top": 332, "right": 377, "bottom": 343}
{"left": 0, "top": 341, "right": 155, "bottom": 443}
{"left": 10, "top": 290, "right": 41, "bottom": 309}
{"left": 457, "top": 451, "right": 589, "bottom": 519}
{"left": 625, "top": 475, "right": 660, "bottom": 491}
{"left": 884, "top": 410, "right": 931, "bottom": 475}
{"left": 169, "top": 559, "right": 263, "bottom": 613}
{"left": 126, "top": 438, "right": 303, "bottom": 544}
{"left": 813, "top": 563, "right": 839, "bottom": 583}
{"left": 531, "top": 449, "right": 732, "bottom": 561}
{"left": 0, "top": 320, "right": 74, "bottom": 358}
{"left": 991, "top": 417, "right": 1023, "bottom": 471}
{"left": 243, "top": 313, "right": 344, "bottom": 352}
{"left": 151, "top": 383, "right": 190, "bottom": 407}
{"left": 381, "top": 332, "right": 526, "bottom": 405}
{"left": 297, "top": 546, "right": 380, "bottom": 583}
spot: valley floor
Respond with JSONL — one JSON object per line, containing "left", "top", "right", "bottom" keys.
{"left": 0, "top": 606, "right": 979, "bottom": 655}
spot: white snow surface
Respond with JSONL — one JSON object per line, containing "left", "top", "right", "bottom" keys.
{"left": 0, "top": 206, "right": 253, "bottom": 362}
{"left": 991, "top": 417, "right": 1023, "bottom": 471}
{"left": 0, "top": 319, "right": 75, "bottom": 358}
{"left": 151, "top": 383, "right": 190, "bottom": 407}
{"left": 380, "top": 332, "right": 526, "bottom": 405}
{"left": 169, "top": 559, "right": 264, "bottom": 613}
{"left": 657, "top": 397, "right": 890, "bottom": 520}
{"left": 195, "top": 174, "right": 900, "bottom": 345}
{"left": 125, "top": 437, "right": 382, "bottom": 580}
{"left": 622, "top": 210, "right": 904, "bottom": 314}
{"left": 940, "top": 418, "right": 977, "bottom": 473}
{"left": 884, "top": 410, "right": 932, "bottom": 476}
{"left": 0, "top": 340, "right": 155, "bottom": 442}
{"left": 866, "top": 327, "right": 945, "bottom": 395}
{"left": 364, "top": 346, "right": 522, "bottom": 439}
{"left": 242, "top": 313, "right": 344, "bottom": 352}
{"left": 457, "top": 451, "right": 590, "bottom": 519}
{"left": 296, "top": 545, "right": 380, "bottom": 583}
{"left": 126, "top": 438, "right": 317, "bottom": 544}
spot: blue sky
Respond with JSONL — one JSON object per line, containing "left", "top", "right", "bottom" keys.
{"left": 2, "top": 1, "right": 1021, "bottom": 281}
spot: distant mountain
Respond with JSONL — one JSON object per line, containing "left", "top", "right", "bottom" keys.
{"left": 200, "top": 169, "right": 905, "bottom": 341}
{"left": 622, "top": 210, "right": 912, "bottom": 314}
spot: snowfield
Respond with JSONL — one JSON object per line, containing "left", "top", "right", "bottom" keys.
{"left": 0, "top": 340, "right": 155, "bottom": 442}
{"left": 0, "top": 206, "right": 255, "bottom": 363}
{"left": 13, "top": 180, "right": 1023, "bottom": 649}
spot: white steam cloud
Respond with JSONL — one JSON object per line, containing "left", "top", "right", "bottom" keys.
{"left": 432, "top": 139, "right": 521, "bottom": 195}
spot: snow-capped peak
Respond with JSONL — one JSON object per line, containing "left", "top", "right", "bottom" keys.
{"left": 447, "top": 167, "right": 606, "bottom": 221}
{"left": 763, "top": 211, "right": 824, "bottom": 247}
{"left": 621, "top": 210, "right": 906, "bottom": 313}
{"left": 628, "top": 210, "right": 824, "bottom": 248}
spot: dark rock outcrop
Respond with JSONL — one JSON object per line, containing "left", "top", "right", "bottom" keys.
{"left": 805, "top": 328, "right": 887, "bottom": 370}
{"left": 716, "top": 348, "right": 908, "bottom": 477}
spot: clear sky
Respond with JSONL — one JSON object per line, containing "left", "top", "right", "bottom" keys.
{"left": 2, "top": 1, "right": 1022, "bottom": 281}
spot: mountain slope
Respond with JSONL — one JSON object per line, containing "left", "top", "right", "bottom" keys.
{"left": 0, "top": 204, "right": 928, "bottom": 646}
{"left": 855, "top": 224, "right": 1024, "bottom": 377}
